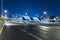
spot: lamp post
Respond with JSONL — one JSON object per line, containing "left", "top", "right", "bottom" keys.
{"left": 43, "top": 11, "right": 47, "bottom": 18}
{"left": 44, "top": 11, "right": 47, "bottom": 15}
{"left": 4, "top": 10, "right": 7, "bottom": 13}
{"left": 1, "top": 0, "right": 3, "bottom": 17}
{"left": 4, "top": 10, "right": 8, "bottom": 18}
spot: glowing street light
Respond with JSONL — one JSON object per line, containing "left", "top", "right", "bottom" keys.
{"left": 4, "top": 10, "right": 8, "bottom": 13}
{"left": 5, "top": 15, "right": 7, "bottom": 18}
{"left": 25, "top": 10, "right": 30, "bottom": 16}
{"left": 4, "top": 10, "right": 8, "bottom": 19}
{"left": 43, "top": 11, "right": 48, "bottom": 18}
{"left": 25, "top": 12, "right": 27, "bottom": 15}
{"left": 43, "top": 11, "right": 47, "bottom": 14}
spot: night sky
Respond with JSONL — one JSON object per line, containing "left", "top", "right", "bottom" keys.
{"left": 1, "top": 0, "right": 60, "bottom": 17}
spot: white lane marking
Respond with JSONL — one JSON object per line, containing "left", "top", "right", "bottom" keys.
{"left": 21, "top": 29, "right": 42, "bottom": 40}
{"left": 20, "top": 29, "right": 26, "bottom": 32}
{"left": 28, "top": 33, "right": 42, "bottom": 40}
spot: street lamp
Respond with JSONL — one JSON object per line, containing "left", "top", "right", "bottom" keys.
{"left": 43, "top": 11, "right": 47, "bottom": 18}
{"left": 25, "top": 12, "right": 27, "bottom": 16}
{"left": 4, "top": 10, "right": 8, "bottom": 19}
{"left": 4, "top": 10, "right": 7, "bottom": 13}
{"left": 44, "top": 11, "right": 47, "bottom": 15}
{"left": 25, "top": 10, "right": 30, "bottom": 16}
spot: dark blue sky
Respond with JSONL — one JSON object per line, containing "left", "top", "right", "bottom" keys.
{"left": 1, "top": 0, "right": 60, "bottom": 17}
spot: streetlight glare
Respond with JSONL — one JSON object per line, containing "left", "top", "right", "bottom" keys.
{"left": 4, "top": 10, "right": 7, "bottom": 13}
{"left": 44, "top": 11, "right": 47, "bottom": 14}
{"left": 5, "top": 15, "right": 7, "bottom": 19}
{"left": 25, "top": 12, "right": 27, "bottom": 15}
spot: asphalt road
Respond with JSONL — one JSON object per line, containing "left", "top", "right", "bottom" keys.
{"left": 1, "top": 24, "right": 39, "bottom": 40}
{"left": 1, "top": 22, "right": 60, "bottom": 40}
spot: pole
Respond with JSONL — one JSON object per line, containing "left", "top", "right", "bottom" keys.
{"left": 1, "top": 0, "right": 3, "bottom": 17}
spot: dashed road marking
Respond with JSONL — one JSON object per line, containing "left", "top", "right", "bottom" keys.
{"left": 20, "top": 29, "right": 42, "bottom": 40}
{"left": 28, "top": 33, "right": 42, "bottom": 40}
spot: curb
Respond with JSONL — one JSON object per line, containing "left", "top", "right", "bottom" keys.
{"left": 0, "top": 25, "right": 4, "bottom": 34}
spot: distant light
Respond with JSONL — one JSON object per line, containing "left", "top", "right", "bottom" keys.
{"left": 41, "top": 16, "right": 43, "bottom": 18}
{"left": 56, "top": 17, "right": 58, "bottom": 18}
{"left": 12, "top": 15, "right": 14, "bottom": 17}
{"left": 19, "top": 15, "right": 21, "bottom": 17}
{"left": 5, "top": 15, "right": 7, "bottom": 19}
{"left": 44, "top": 11, "right": 47, "bottom": 14}
{"left": 25, "top": 12, "right": 27, "bottom": 15}
{"left": 16, "top": 16, "right": 17, "bottom": 18}
{"left": 4, "top": 10, "right": 7, "bottom": 13}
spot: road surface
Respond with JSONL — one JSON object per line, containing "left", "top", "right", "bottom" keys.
{"left": 0, "top": 22, "right": 60, "bottom": 40}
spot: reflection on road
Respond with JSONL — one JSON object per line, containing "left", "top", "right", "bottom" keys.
{"left": 0, "top": 22, "right": 60, "bottom": 40}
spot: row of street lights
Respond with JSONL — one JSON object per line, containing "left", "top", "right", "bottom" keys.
{"left": 1, "top": 0, "right": 47, "bottom": 19}
{"left": 3, "top": 10, "right": 47, "bottom": 19}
